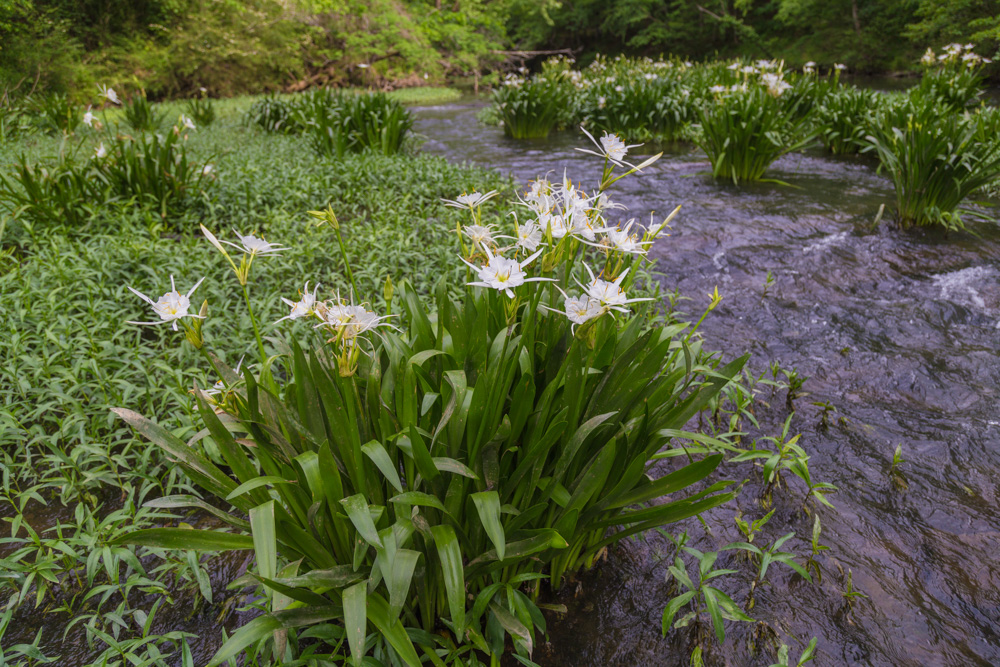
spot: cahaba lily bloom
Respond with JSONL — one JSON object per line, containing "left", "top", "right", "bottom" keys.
{"left": 579, "top": 266, "right": 651, "bottom": 313}
{"left": 223, "top": 231, "right": 286, "bottom": 257}
{"left": 127, "top": 275, "right": 205, "bottom": 331}
{"left": 462, "top": 247, "right": 552, "bottom": 298}
{"left": 277, "top": 281, "right": 320, "bottom": 322}
{"left": 577, "top": 127, "right": 641, "bottom": 168}
{"left": 442, "top": 191, "right": 500, "bottom": 211}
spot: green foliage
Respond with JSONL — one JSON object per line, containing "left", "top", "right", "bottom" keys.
{"left": 865, "top": 97, "right": 1000, "bottom": 230}
{"left": 109, "top": 145, "right": 752, "bottom": 664}
{"left": 185, "top": 96, "right": 216, "bottom": 127}
{"left": 30, "top": 93, "right": 81, "bottom": 135}
{"left": 815, "top": 87, "right": 882, "bottom": 155}
{"left": 0, "top": 103, "right": 511, "bottom": 663}
{"left": 123, "top": 91, "right": 163, "bottom": 132}
{"left": 492, "top": 75, "right": 569, "bottom": 139}
{"left": 697, "top": 86, "right": 815, "bottom": 184}
{"left": 0, "top": 124, "right": 213, "bottom": 227}
{"left": 661, "top": 547, "right": 754, "bottom": 645}
{"left": 246, "top": 89, "right": 414, "bottom": 156}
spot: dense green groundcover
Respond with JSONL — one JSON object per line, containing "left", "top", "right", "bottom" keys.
{"left": 0, "top": 101, "right": 511, "bottom": 663}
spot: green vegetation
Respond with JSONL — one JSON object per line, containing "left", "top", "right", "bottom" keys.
{"left": 698, "top": 84, "right": 815, "bottom": 185}
{"left": 0, "top": 87, "right": 844, "bottom": 665}
{"left": 2, "top": 0, "right": 998, "bottom": 104}
{"left": 487, "top": 50, "right": 1000, "bottom": 228}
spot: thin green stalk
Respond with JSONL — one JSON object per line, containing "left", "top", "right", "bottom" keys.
{"left": 242, "top": 283, "right": 267, "bottom": 363}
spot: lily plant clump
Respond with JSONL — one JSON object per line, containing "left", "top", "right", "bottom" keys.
{"left": 113, "top": 129, "right": 747, "bottom": 666}
{"left": 0, "top": 83, "right": 214, "bottom": 227}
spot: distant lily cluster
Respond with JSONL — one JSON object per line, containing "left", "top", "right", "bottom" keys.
{"left": 921, "top": 43, "right": 990, "bottom": 68}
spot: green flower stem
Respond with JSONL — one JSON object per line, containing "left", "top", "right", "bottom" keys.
{"left": 242, "top": 283, "right": 267, "bottom": 363}
{"left": 334, "top": 226, "right": 360, "bottom": 299}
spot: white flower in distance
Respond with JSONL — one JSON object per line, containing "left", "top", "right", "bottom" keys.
{"left": 83, "top": 107, "right": 95, "bottom": 127}
{"left": 98, "top": 84, "right": 120, "bottom": 105}
{"left": 761, "top": 73, "right": 791, "bottom": 97}
{"left": 202, "top": 164, "right": 214, "bottom": 176}
{"left": 577, "top": 126, "right": 641, "bottom": 168}
{"left": 277, "top": 281, "right": 320, "bottom": 323}
{"left": 222, "top": 231, "right": 285, "bottom": 257}
{"left": 442, "top": 191, "right": 500, "bottom": 211}
{"left": 94, "top": 143, "right": 107, "bottom": 159}
{"left": 127, "top": 275, "right": 205, "bottom": 331}
{"left": 461, "top": 247, "right": 551, "bottom": 298}
{"left": 579, "top": 266, "right": 651, "bottom": 313}
{"left": 461, "top": 224, "right": 496, "bottom": 248}
{"left": 709, "top": 85, "right": 727, "bottom": 94}
{"left": 921, "top": 48, "right": 935, "bottom": 66}
{"left": 834, "top": 63, "right": 847, "bottom": 71}
{"left": 180, "top": 115, "right": 196, "bottom": 130}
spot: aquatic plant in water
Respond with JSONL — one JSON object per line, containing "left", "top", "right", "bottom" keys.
{"left": 112, "top": 133, "right": 751, "bottom": 665}
{"left": 697, "top": 84, "right": 815, "bottom": 184}
{"left": 866, "top": 98, "right": 1000, "bottom": 230}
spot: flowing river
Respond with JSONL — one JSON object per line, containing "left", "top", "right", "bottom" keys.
{"left": 413, "top": 101, "right": 1000, "bottom": 666}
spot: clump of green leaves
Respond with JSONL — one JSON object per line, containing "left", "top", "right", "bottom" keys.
{"left": 185, "top": 95, "right": 216, "bottom": 127}
{"left": 123, "top": 91, "right": 163, "bottom": 132}
{"left": 30, "top": 93, "right": 81, "bottom": 136}
{"left": 865, "top": 98, "right": 1000, "bottom": 230}
{"left": 815, "top": 87, "right": 882, "bottom": 155}
{"left": 662, "top": 547, "right": 754, "bottom": 646}
{"left": 697, "top": 86, "right": 815, "bottom": 185}
{"left": 492, "top": 76, "right": 569, "bottom": 139}
{"left": 0, "top": 123, "right": 213, "bottom": 227}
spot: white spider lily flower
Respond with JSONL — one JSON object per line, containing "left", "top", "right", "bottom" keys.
{"left": 709, "top": 85, "right": 727, "bottom": 94}
{"left": 577, "top": 126, "right": 641, "bottom": 167}
{"left": 97, "top": 84, "right": 120, "bottom": 105}
{"left": 834, "top": 63, "right": 847, "bottom": 71}
{"left": 570, "top": 214, "right": 608, "bottom": 242}
{"left": 726, "top": 62, "right": 741, "bottom": 71}
{"left": 542, "top": 212, "right": 571, "bottom": 239}
{"left": 921, "top": 48, "right": 935, "bottom": 66}
{"left": 605, "top": 221, "right": 647, "bottom": 255}
{"left": 597, "top": 96, "right": 606, "bottom": 109}
{"left": 741, "top": 65, "right": 757, "bottom": 75}
{"left": 461, "top": 247, "right": 552, "bottom": 298}
{"left": 222, "top": 230, "right": 285, "bottom": 257}
{"left": 514, "top": 222, "right": 543, "bottom": 252}
{"left": 83, "top": 107, "right": 95, "bottom": 127}
{"left": 202, "top": 164, "right": 214, "bottom": 176}
{"left": 442, "top": 191, "right": 500, "bottom": 210}
{"left": 461, "top": 224, "right": 496, "bottom": 248}
{"left": 277, "top": 281, "right": 320, "bottom": 322}
{"left": 761, "top": 73, "right": 791, "bottom": 97}
{"left": 126, "top": 275, "right": 206, "bottom": 331}
{"left": 94, "top": 143, "right": 107, "bottom": 159}
{"left": 179, "top": 114, "right": 196, "bottom": 130}
{"left": 579, "top": 266, "right": 652, "bottom": 313}
{"left": 563, "top": 295, "right": 604, "bottom": 326}
{"left": 319, "top": 302, "right": 396, "bottom": 340}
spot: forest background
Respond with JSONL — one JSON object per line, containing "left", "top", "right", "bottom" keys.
{"left": 1, "top": 0, "right": 998, "bottom": 99}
